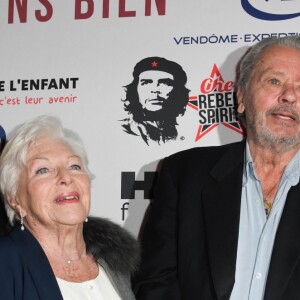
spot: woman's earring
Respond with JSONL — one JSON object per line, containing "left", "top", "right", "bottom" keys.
{"left": 85, "top": 217, "right": 88, "bottom": 223}
{"left": 20, "top": 211, "right": 25, "bottom": 231}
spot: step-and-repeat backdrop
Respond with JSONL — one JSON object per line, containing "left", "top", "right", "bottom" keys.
{"left": 1, "top": 0, "right": 299, "bottom": 236}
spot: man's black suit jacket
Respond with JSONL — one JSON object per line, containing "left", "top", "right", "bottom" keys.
{"left": 135, "top": 141, "right": 300, "bottom": 300}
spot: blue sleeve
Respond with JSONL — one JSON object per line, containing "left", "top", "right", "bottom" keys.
{"left": 0, "top": 238, "right": 24, "bottom": 299}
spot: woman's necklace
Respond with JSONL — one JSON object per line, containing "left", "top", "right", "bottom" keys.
{"left": 43, "top": 242, "right": 86, "bottom": 264}
{"left": 51, "top": 249, "right": 85, "bottom": 264}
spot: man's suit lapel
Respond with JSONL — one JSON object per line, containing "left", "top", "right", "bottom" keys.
{"left": 264, "top": 183, "right": 300, "bottom": 300}
{"left": 203, "top": 142, "right": 244, "bottom": 299}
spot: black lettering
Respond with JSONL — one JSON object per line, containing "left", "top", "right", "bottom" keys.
{"left": 198, "top": 95, "right": 207, "bottom": 109}
{"left": 121, "top": 171, "right": 158, "bottom": 199}
{"left": 219, "top": 108, "right": 229, "bottom": 122}
{"left": 215, "top": 93, "right": 224, "bottom": 108}
{"left": 207, "top": 94, "right": 215, "bottom": 108}
{"left": 207, "top": 109, "right": 217, "bottom": 124}
{"left": 199, "top": 110, "right": 207, "bottom": 124}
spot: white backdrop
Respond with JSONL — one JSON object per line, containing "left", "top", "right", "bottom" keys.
{"left": 1, "top": 0, "right": 299, "bottom": 236}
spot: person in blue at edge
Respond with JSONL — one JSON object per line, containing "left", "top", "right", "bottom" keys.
{"left": 0, "top": 115, "right": 140, "bottom": 300}
{"left": 134, "top": 36, "right": 300, "bottom": 299}
{"left": 0, "top": 140, "right": 11, "bottom": 236}
{"left": 0, "top": 192, "right": 11, "bottom": 236}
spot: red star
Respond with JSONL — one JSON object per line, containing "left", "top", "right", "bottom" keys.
{"left": 151, "top": 61, "right": 158, "bottom": 68}
{"left": 187, "top": 95, "right": 245, "bottom": 142}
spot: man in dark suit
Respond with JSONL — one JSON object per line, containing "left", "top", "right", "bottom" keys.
{"left": 134, "top": 36, "right": 300, "bottom": 299}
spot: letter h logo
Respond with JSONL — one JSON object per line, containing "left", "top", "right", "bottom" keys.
{"left": 121, "top": 172, "right": 158, "bottom": 199}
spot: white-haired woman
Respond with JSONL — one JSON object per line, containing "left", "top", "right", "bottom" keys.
{"left": 0, "top": 115, "right": 139, "bottom": 300}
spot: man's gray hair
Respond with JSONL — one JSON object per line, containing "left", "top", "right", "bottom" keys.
{"left": 237, "top": 35, "right": 300, "bottom": 92}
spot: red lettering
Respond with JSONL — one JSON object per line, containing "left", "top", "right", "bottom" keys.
{"left": 200, "top": 79, "right": 234, "bottom": 94}
{"left": 119, "top": 0, "right": 136, "bottom": 17}
{"left": 224, "top": 81, "right": 234, "bottom": 92}
{"left": 214, "top": 81, "right": 226, "bottom": 93}
{"left": 35, "top": 0, "right": 53, "bottom": 22}
{"left": 8, "top": 0, "right": 27, "bottom": 24}
{"left": 200, "top": 78, "right": 216, "bottom": 94}
{"left": 75, "top": 0, "right": 94, "bottom": 19}
{"left": 103, "top": 0, "right": 109, "bottom": 18}
{"left": 200, "top": 65, "right": 234, "bottom": 93}
{"left": 145, "top": 0, "right": 166, "bottom": 16}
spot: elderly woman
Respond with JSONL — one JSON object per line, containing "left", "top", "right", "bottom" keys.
{"left": 0, "top": 115, "right": 140, "bottom": 300}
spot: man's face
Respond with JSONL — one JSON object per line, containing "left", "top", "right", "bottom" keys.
{"left": 137, "top": 70, "right": 174, "bottom": 112}
{"left": 237, "top": 46, "right": 300, "bottom": 149}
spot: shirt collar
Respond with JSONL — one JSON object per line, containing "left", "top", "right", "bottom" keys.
{"left": 243, "top": 141, "right": 300, "bottom": 186}
{"left": 243, "top": 142, "right": 256, "bottom": 186}
{"left": 284, "top": 150, "right": 300, "bottom": 184}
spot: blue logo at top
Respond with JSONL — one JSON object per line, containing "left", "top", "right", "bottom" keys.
{"left": 242, "top": 0, "right": 300, "bottom": 20}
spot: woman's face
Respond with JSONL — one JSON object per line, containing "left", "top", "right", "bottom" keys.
{"left": 14, "top": 136, "right": 90, "bottom": 230}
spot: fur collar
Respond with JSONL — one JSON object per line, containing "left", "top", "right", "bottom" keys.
{"left": 83, "top": 216, "right": 140, "bottom": 276}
